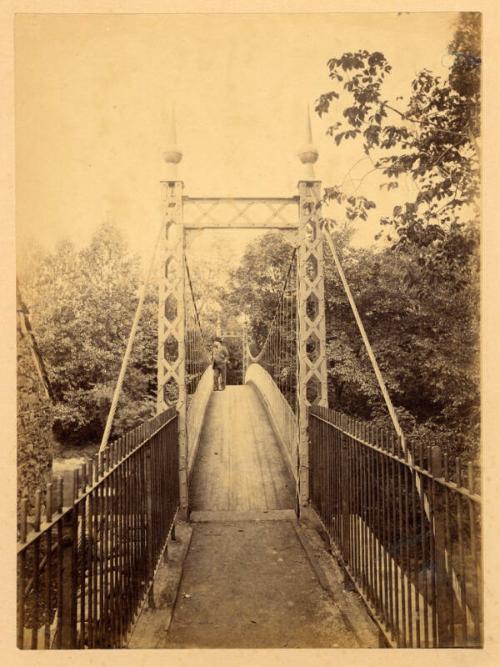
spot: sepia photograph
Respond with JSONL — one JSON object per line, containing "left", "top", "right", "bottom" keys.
{"left": 14, "top": 8, "right": 482, "bottom": 652}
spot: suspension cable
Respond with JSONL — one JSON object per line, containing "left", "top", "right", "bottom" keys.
{"left": 184, "top": 255, "right": 211, "bottom": 395}
{"left": 247, "top": 247, "right": 297, "bottom": 364}
{"left": 321, "top": 220, "right": 404, "bottom": 439}
{"left": 99, "top": 220, "right": 163, "bottom": 452}
{"left": 185, "top": 255, "right": 209, "bottom": 347}
{"left": 244, "top": 247, "right": 298, "bottom": 412}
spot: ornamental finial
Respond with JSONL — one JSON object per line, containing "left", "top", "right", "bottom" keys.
{"left": 297, "top": 104, "right": 319, "bottom": 179}
{"left": 163, "top": 102, "right": 183, "bottom": 179}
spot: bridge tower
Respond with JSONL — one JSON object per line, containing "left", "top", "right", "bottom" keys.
{"left": 156, "top": 105, "right": 328, "bottom": 513}
{"left": 157, "top": 107, "right": 189, "bottom": 517}
{"left": 296, "top": 108, "right": 328, "bottom": 506}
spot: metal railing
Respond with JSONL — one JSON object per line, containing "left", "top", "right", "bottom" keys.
{"left": 309, "top": 406, "right": 482, "bottom": 648}
{"left": 17, "top": 408, "right": 179, "bottom": 649}
{"left": 245, "top": 363, "right": 298, "bottom": 480}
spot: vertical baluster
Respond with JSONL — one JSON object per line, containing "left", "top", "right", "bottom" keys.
{"left": 347, "top": 430, "right": 353, "bottom": 572}
{"left": 332, "top": 419, "right": 337, "bottom": 549}
{"left": 44, "top": 483, "right": 53, "bottom": 649}
{"left": 31, "top": 490, "right": 42, "bottom": 649}
{"left": 322, "top": 416, "right": 327, "bottom": 536}
{"left": 391, "top": 433, "right": 400, "bottom": 645}
{"left": 412, "top": 456, "right": 421, "bottom": 648}
{"left": 432, "top": 446, "right": 454, "bottom": 647}
{"left": 138, "top": 446, "right": 146, "bottom": 620}
{"left": 114, "top": 453, "right": 122, "bottom": 644}
{"left": 17, "top": 499, "right": 28, "bottom": 649}
{"left": 404, "top": 450, "right": 413, "bottom": 647}
{"left": 103, "top": 459, "right": 110, "bottom": 646}
{"left": 420, "top": 455, "right": 429, "bottom": 647}
{"left": 79, "top": 471, "right": 87, "bottom": 649}
{"left": 383, "top": 430, "right": 393, "bottom": 637}
{"left": 106, "top": 454, "right": 117, "bottom": 647}
{"left": 381, "top": 429, "right": 392, "bottom": 628}
{"left": 364, "top": 432, "right": 371, "bottom": 601}
{"left": 105, "top": 450, "right": 113, "bottom": 632}
{"left": 87, "top": 469, "right": 94, "bottom": 648}
{"left": 109, "top": 444, "right": 118, "bottom": 642}
{"left": 56, "top": 478, "right": 64, "bottom": 648}
{"left": 126, "top": 453, "right": 134, "bottom": 631}
{"left": 427, "top": 446, "right": 437, "bottom": 647}
{"left": 326, "top": 418, "right": 331, "bottom": 541}
{"left": 93, "top": 456, "right": 100, "bottom": 644}
{"left": 116, "top": 454, "right": 126, "bottom": 642}
{"left": 456, "top": 458, "right": 468, "bottom": 644}
{"left": 117, "top": 448, "right": 127, "bottom": 642}
{"left": 371, "top": 443, "right": 377, "bottom": 611}
{"left": 390, "top": 430, "right": 398, "bottom": 635}
{"left": 71, "top": 470, "right": 79, "bottom": 648}
{"left": 119, "top": 450, "right": 127, "bottom": 640}
{"left": 341, "top": 429, "right": 347, "bottom": 566}
{"left": 372, "top": 432, "right": 380, "bottom": 614}
{"left": 398, "top": 444, "right": 406, "bottom": 647}
{"left": 95, "top": 456, "right": 103, "bottom": 646}
{"left": 376, "top": 431, "right": 384, "bottom": 618}
{"left": 443, "top": 454, "right": 455, "bottom": 646}
{"left": 362, "top": 431, "right": 368, "bottom": 598}
{"left": 467, "top": 463, "right": 481, "bottom": 646}
{"left": 132, "top": 448, "right": 141, "bottom": 608}
{"left": 57, "top": 476, "right": 63, "bottom": 513}
{"left": 354, "top": 439, "right": 360, "bottom": 583}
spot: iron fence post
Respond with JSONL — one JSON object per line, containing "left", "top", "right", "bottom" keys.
{"left": 145, "top": 443, "right": 155, "bottom": 609}
{"left": 341, "top": 430, "right": 350, "bottom": 568}
{"left": 430, "top": 445, "right": 454, "bottom": 646}
{"left": 60, "top": 472, "right": 77, "bottom": 648}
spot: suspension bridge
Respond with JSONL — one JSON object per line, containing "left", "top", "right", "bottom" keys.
{"left": 17, "top": 111, "right": 482, "bottom": 650}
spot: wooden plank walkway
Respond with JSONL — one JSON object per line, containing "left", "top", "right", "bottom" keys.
{"left": 189, "top": 385, "right": 295, "bottom": 512}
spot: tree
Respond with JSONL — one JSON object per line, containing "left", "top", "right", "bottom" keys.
{"left": 225, "top": 231, "right": 296, "bottom": 350}
{"left": 323, "top": 240, "right": 479, "bottom": 461}
{"left": 21, "top": 222, "right": 157, "bottom": 445}
{"left": 225, "top": 16, "right": 481, "bottom": 464}
{"left": 314, "top": 14, "right": 480, "bottom": 462}
{"left": 315, "top": 13, "right": 480, "bottom": 275}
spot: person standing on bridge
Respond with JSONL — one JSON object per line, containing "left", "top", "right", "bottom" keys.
{"left": 212, "top": 337, "right": 229, "bottom": 391}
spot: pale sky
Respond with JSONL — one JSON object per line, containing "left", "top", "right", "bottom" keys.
{"left": 16, "top": 12, "right": 457, "bottom": 271}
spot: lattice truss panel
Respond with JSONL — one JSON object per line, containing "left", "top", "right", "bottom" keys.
{"left": 183, "top": 197, "right": 299, "bottom": 228}
{"left": 297, "top": 182, "right": 328, "bottom": 408}
{"left": 157, "top": 181, "right": 186, "bottom": 413}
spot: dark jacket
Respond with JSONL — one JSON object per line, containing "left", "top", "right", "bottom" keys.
{"left": 212, "top": 344, "right": 229, "bottom": 367}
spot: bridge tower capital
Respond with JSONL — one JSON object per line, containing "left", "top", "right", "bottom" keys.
{"left": 296, "top": 106, "right": 328, "bottom": 506}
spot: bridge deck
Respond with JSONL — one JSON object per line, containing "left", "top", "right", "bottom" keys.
{"left": 129, "top": 383, "right": 380, "bottom": 649}
{"left": 189, "top": 385, "right": 295, "bottom": 512}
